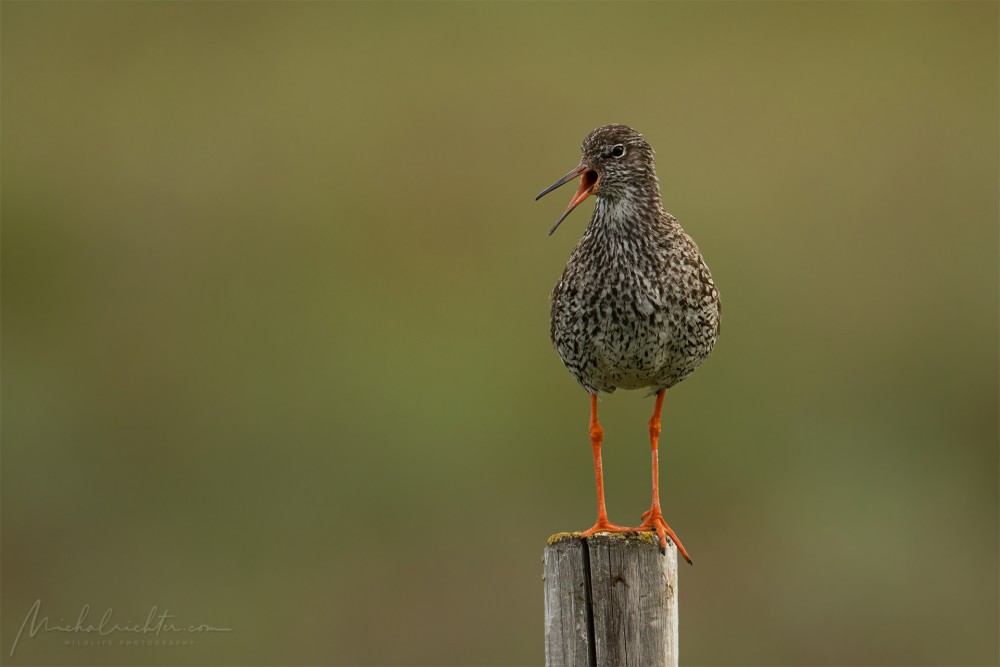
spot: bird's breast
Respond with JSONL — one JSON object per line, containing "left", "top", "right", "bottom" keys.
{"left": 550, "top": 230, "right": 720, "bottom": 393}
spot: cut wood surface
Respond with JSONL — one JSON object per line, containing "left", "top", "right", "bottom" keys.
{"left": 543, "top": 532, "right": 678, "bottom": 667}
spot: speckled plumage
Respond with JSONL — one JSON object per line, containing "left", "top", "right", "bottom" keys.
{"left": 549, "top": 125, "right": 721, "bottom": 395}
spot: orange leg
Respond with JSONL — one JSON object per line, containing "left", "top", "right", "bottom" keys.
{"left": 636, "top": 390, "right": 693, "bottom": 564}
{"left": 580, "top": 393, "right": 630, "bottom": 539}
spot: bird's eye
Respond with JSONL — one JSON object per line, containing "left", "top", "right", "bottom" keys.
{"left": 610, "top": 144, "right": 626, "bottom": 158}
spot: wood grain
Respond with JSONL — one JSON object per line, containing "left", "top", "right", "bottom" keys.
{"left": 543, "top": 532, "right": 678, "bottom": 667}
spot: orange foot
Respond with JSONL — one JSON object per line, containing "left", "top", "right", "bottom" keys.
{"left": 638, "top": 507, "right": 693, "bottom": 564}
{"left": 580, "top": 517, "right": 632, "bottom": 539}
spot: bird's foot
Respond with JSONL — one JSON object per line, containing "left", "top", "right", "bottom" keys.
{"left": 580, "top": 518, "right": 632, "bottom": 539}
{"left": 637, "top": 507, "right": 693, "bottom": 564}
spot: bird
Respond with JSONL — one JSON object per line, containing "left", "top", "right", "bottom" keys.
{"left": 536, "top": 124, "right": 720, "bottom": 564}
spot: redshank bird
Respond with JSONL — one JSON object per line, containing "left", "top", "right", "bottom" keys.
{"left": 536, "top": 124, "right": 720, "bottom": 564}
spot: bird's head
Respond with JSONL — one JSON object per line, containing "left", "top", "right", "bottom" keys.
{"left": 536, "top": 124, "right": 658, "bottom": 235}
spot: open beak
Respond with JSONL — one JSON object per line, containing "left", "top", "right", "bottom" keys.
{"left": 535, "top": 164, "right": 600, "bottom": 235}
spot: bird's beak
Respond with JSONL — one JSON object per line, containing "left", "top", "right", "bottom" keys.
{"left": 535, "top": 164, "right": 600, "bottom": 235}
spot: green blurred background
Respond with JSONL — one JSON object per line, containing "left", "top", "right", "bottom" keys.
{"left": 2, "top": 2, "right": 997, "bottom": 665}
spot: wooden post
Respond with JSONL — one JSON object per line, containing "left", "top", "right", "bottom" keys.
{"left": 543, "top": 532, "right": 678, "bottom": 667}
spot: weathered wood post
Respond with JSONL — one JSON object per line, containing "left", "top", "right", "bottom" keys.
{"left": 543, "top": 532, "right": 678, "bottom": 667}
